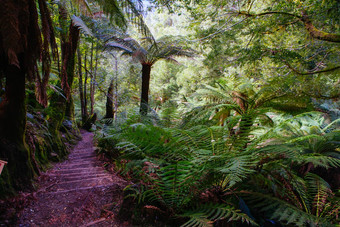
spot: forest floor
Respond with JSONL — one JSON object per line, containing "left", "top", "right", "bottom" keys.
{"left": 2, "top": 130, "right": 130, "bottom": 226}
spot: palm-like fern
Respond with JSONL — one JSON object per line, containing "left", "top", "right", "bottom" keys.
{"left": 241, "top": 173, "right": 338, "bottom": 226}
{"left": 105, "top": 34, "right": 196, "bottom": 115}
{"left": 100, "top": 123, "right": 261, "bottom": 225}
{"left": 188, "top": 81, "right": 317, "bottom": 152}
{"left": 96, "top": 108, "right": 339, "bottom": 226}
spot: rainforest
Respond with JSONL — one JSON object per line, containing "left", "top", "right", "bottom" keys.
{"left": 0, "top": 0, "right": 339, "bottom": 226}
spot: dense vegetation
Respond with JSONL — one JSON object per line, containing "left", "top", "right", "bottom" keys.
{"left": 0, "top": 0, "right": 339, "bottom": 226}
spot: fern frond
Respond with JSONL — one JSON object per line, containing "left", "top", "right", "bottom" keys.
{"left": 105, "top": 41, "right": 133, "bottom": 53}
{"left": 305, "top": 173, "right": 333, "bottom": 217}
{"left": 180, "top": 204, "right": 258, "bottom": 227}
{"left": 241, "top": 191, "right": 334, "bottom": 226}
{"left": 216, "top": 155, "right": 257, "bottom": 187}
{"left": 295, "top": 154, "right": 340, "bottom": 169}
{"left": 71, "top": 15, "right": 93, "bottom": 36}
{"left": 147, "top": 160, "right": 199, "bottom": 208}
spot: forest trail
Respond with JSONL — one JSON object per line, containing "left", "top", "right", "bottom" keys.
{"left": 18, "top": 130, "right": 128, "bottom": 226}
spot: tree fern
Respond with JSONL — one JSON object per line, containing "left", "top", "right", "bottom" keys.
{"left": 96, "top": 109, "right": 339, "bottom": 226}
{"left": 146, "top": 160, "right": 199, "bottom": 209}
{"left": 241, "top": 181, "right": 338, "bottom": 226}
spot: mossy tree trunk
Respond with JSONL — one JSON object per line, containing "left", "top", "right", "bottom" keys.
{"left": 64, "top": 23, "right": 80, "bottom": 121}
{"left": 48, "top": 22, "right": 79, "bottom": 157}
{"left": 0, "top": 55, "right": 34, "bottom": 194}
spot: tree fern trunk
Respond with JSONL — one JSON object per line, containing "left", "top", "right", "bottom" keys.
{"left": 140, "top": 63, "right": 152, "bottom": 115}
{"left": 0, "top": 55, "right": 34, "bottom": 194}
{"left": 105, "top": 79, "right": 114, "bottom": 119}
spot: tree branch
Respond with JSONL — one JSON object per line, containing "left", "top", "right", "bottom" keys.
{"left": 238, "top": 10, "right": 340, "bottom": 43}
{"left": 238, "top": 11, "right": 301, "bottom": 19}
{"left": 301, "top": 11, "right": 340, "bottom": 43}
{"left": 284, "top": 61, "right": 340, "bottom": 75}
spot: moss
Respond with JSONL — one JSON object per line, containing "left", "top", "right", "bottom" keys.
{"left": 45, "top": 90, "right": 69, "bottom": 158}
{"left": 0, "top": 141, "right": 34, "bottom": 197}
{"left": 0, "top": 168, "right": 15, "bottom": 199}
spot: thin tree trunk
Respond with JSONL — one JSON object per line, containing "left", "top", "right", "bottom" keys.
{"left": 140, "top": 63, "right": 152, "bottom": 115}
{"left": 109, "top": 54, "right": 119, "bottom": 121}
{"left": 89, "top": 42, "right": 94, "bottom": 115}
{"left": 90, "top": 44, "right": 98, "bottom": 116}
{"left": 84, "top": 50, "right": 88, "bottom": 120}
{"left": 105, "top": 79, "right": 114, "bottom": 119}
{"left": 77, "top": 46, "right": 85, "bottom": 122}
{"left": 114, "top": 57, "right": 118, "bottom": 121}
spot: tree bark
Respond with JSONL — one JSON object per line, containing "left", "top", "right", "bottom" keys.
{"left": 90, "top": 44, "right": 98, "bottom": 116}
{"left": 140, "top": 63, "right": 152, "bottom": 115}
{"left": 238, "top": 10, "right": 340, "bottom": 43}
{"left": 84, "top": 50, "right": 88, "bottom": 121}
{"left": 114, "top": 59, "right": 118, "bottom": 121}
{"left": 301, "top": 11, "right": 340, "bottom": 43}
{"left": 48, "top": 22, "right": 79, "bottom": 157}
{"left": 104, "top": 79, "right": 114, "bottom": 119}
{"left": 77, "top": 46, "right": 86, "bottom": 122}
{"left": 89, "top": 42, "right": 94, "bottom": 115}
{"left": 0, "top": 54, "right": 34, "bottom": 192}
{"left": 64, "top": 23, "right": 80, "bottom": 120}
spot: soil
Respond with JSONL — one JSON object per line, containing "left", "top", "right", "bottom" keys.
{"left": 0, "top": 130, "right": 130, "bottom": 226}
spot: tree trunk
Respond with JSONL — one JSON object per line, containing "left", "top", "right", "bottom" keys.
{"left": 114, "top": 59, "right": 118, "bottom": 121}
{"left": 64, "top": 23, "right": 80, "bottom": 120}
{"left": 91, "top": 46, "right": 98, "bottom": 115}
{"left": 0, "top": 55, "right": 34, "bottom": 193}
{"left": 90, "top": 42, "right": 94, "bottom": 115}
{"left": 105, "top": 79, "right": 114, "bottom": 119}
{"left": 140, "top": 63, "right": 152, "bottom": 115}
{"left": 110, "top": 54, "right": 119, "bottom": 121}
{"left": 77, "top": 47, "right": 86, "bottom": 123}
{"left": 84, "top": 51, "right": 88, "bottom": 121}
{"left": 48, "top": 22, "right": 79, "bottom": 157}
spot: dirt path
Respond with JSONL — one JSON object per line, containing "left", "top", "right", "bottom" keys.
{"left": 17, "top": 130, "right": 128, "bottom": 226}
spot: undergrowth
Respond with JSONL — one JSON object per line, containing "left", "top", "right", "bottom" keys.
{"left": 96, "top": 109, "right": 339, "bottom": 226}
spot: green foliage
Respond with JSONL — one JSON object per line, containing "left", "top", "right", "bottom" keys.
{"left": 181, "top": 204, "right": 258, "bottom": 227}
{"left": 241, "top": 172, "right": 338, "bottom": 226}
{"left": 97, "top": 106, "right": 339, "bottom": 226}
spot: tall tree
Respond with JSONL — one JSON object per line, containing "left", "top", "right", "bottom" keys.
{"left": 0, "top": 0, "right": 57, "bottom": 192}
{"left": 106, "top": 35, "right": 196, "bottom": 115}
